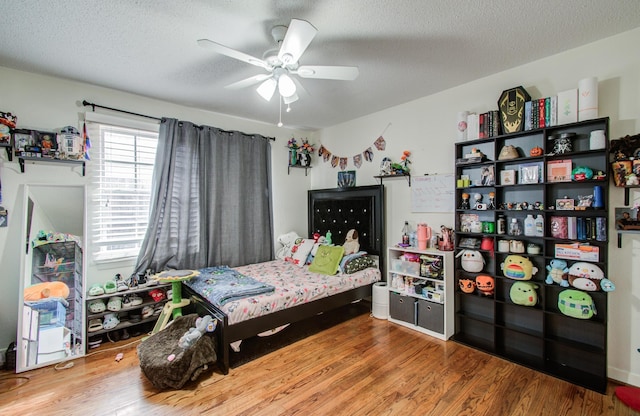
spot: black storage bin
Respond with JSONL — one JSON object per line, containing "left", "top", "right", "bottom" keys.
{"left": 389, "top": 291, "right": 415, "bottom": 324}
{"left": 417, "top": 299, "right": 444, "bottom": 333}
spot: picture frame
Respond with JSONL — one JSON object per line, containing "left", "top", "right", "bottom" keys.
{"left": 12, "top": 129, "right": 35, "bottom": 154}
{"left": 615, "top": 207, "right": 640, "bottom": 230}
{"left": 612, "top": 160, "right": 632, "bottom": 187}
{"left": 34, "top": 131, "right": 58, "bottom": 157}
{"left": 519, "top": 162, "right": 541, "bottom": 184}
{"left": 555, "top": 198, "right": 575, "bottom": 210}
{"left": 480, "top": 166, "right": 495, "bottom": 186}
{"left": 500, "top": 169, "right": 516, "bottom": 185}
{"left": 337, "top": 170, "right": 356, "bottom": 188}
{"left": 547, "top": 159, "right": 572, "bottom": 182}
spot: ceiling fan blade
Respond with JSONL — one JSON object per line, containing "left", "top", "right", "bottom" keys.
{"left": 295, "top": 65, "right": 359, "bottom": 80}
{"left": 278, "top": 19, "right": 317, "bottom": 65}
{"left": 197, "top": 39, "right": 270, "bottom": 70}
{"left": 225, "top": 74, "right": 272, "bottom": 90}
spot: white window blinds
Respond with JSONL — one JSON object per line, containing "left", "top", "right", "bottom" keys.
{"left": 86, "top": 114, "right": 159, "bottom": 263}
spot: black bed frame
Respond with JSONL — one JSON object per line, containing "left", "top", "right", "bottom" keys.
{"left": 184, "top": 185, "right": 385, "bottom": 374}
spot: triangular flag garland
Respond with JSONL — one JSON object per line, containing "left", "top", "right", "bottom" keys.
{"left": 317, "top": 124, "right": 391, "bottom": 170}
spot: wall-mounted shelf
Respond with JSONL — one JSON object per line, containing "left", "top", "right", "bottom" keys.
{"left": 0, "top": 143, "right": 12, "bottom": 161}
{"left": 374, "top": 173, "right": 411, "bottom": 186}
{"left": 288, "top": 165, "right": 311, "bottom": 176}
{"left": 18, "top": 156, "right": 85, "bottom": 176}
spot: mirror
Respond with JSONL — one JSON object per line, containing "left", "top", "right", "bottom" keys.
{"left": 17, "top": 184, "right": 86, "bottom": 372}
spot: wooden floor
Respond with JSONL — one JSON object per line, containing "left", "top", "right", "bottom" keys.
{"left": 0, "top": 312, "right": 637, "bottom": 416}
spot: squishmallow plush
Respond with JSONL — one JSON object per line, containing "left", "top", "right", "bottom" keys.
{"left": 458, "top": 278, "right": 476, "bottom": 294}
{"left": 510, "top": 281, "right": 539, "bottom": 306}
{"left": 545, "top": 259, "right": 570, "bottom": 287}
{"left": 501, "top": 255, "right": 538, "bottom": 280}
{"left": 558, "top": 289, "right": 596, "bottom": 319}
{"left": 475, "top": 275, "right": 494, "bottom": 296}
{"left": 567, "top": 262, "right": 615, "bottom": 292}
{"left": 456, "top": 250, "right": 485, "bottom": 273}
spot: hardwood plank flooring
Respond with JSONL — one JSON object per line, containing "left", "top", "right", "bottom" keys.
{"left": 0, "top": 312, "right": 637, "bottom": 416}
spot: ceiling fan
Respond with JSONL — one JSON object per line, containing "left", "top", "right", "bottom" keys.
{"left": 197, "top": 19, "right": 359, "bottom": 105}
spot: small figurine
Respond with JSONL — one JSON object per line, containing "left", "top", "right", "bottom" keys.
{"left": 460, "top": 193, "right": 470, "bottom": 209}
{"left": 488, "top": 192, "right": 496, "bottom": 210}
{"left": 473, "top": 193, "right": 483, "bottom": 209}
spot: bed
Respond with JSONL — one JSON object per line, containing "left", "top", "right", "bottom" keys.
{"left": 183, "top": 185, "right": 385, "bottom": 374}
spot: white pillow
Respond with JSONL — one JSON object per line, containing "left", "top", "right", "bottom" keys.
{"left": 286, "top": 238, "right": 316, "bottom": 267}
{"left": 276, "top": 231, "right": 301, "bottom": 260}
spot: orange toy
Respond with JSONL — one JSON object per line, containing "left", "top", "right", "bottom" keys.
{"left": 24, "top": 281, "right": 70, "bottom": 301}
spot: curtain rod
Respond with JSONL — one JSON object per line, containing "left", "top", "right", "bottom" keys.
{"left": 81, "top": 100, "right": 276, "bottom": 141}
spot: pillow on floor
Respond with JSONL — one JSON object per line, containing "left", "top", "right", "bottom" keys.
{"left": 308, "top": 245, "right": 345, "bottom": 275}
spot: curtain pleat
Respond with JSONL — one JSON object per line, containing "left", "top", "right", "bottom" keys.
{"left": 134, "top": 118, "right": 273, "bottom": 274}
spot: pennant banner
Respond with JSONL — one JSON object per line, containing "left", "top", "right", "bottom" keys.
{"left": 318, "top": 136, "right": 386, "bottom": 170}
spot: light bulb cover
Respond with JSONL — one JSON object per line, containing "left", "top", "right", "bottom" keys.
{"left": 278, "top": 74, "right": 297, "bottom": 98}
{"left": 256, "top": 78, "right": 277, "bottom": 101}
{"left": 283, "top": 93, "right": 299, "bottom": 104}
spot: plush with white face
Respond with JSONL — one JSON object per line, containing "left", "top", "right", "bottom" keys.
{"left": 568, "top": 262, "right": 605, "bottom": 291}
{"left": 457, "top": 250, "right": 484, "bottom": 273}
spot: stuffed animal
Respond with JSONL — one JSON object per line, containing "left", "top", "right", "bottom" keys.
{"left": 456, "top": 249, "right": 484, "bottom": 273}
{"left": 275, "top": 231, "right": 302, "bottom": 260}
{"left": 475, "top": 275, "right": 494, "bottom": 296}
{"left": 342, "top": 229, "right": 360, "bottom": 255}
{"left": 558, "top": 289, "right": 597, "bottom": 319}
{"left": 568, "top": 262, "right": 615, "bottom": 292}
{"left": 501, "top": 255, "right": 538, "bottom": 280}
{"left": 458, "top": 278, "right": 476, "bottom": 294}
{"left": 178, "top": 315, "right": 215, "bottom": 349}
{"left": 510, "top": 281, "right": 539, "bottom": 306}
{"left": 545, "top": 259, "right": 570, "bottom": 287}
{"left": 24, "top": 281, "right": 70, "bottom": 301}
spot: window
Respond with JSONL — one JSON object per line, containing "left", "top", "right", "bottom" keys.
{"left": 87, "top": 119, "right": 158, "bottom": 262}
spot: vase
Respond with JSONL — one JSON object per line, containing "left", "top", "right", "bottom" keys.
{"left": 289, "top": 149, "right": 297, "bottom": 166}
{"left": 299, "top": 152, "right": 310, "bottom": 167}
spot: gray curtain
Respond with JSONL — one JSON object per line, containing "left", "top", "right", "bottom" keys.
{"left": 134, "top": 118, "right": 273, "bottom": 274}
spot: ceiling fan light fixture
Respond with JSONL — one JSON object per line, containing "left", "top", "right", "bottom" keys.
{"left": 283, "top": 92, "right": 298, "bottom": 105}
{"left": 278, "top": 74, "right": 296, "bottom": 98}
{"left": 256, "top": 78, "right": 277, "bottom": 101}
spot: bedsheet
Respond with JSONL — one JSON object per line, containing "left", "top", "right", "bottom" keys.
{"left": 198, "top": 259, "right": 380, "bottom": 325}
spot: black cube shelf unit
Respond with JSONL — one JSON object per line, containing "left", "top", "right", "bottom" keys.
{"left": 453, "top": 117, "right": 610, "bottom": 393}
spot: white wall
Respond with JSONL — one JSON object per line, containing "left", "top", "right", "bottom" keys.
{"left": 313, "top": 27, "right": 640, "bottom": 386}
{"left": 0, "top": 67, "right": 311, "bottom": 351}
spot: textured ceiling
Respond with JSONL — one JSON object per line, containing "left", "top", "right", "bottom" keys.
{"left": 1, "top": 0, "right": 639, "bottom": 130}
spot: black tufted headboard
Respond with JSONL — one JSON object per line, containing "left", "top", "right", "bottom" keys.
{"left": 308, "top": 185, "right": 385, "bottom": 273}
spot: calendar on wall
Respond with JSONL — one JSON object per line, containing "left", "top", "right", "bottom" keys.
{"left": 411, "top": 174, "right": 454, "bottom": 213}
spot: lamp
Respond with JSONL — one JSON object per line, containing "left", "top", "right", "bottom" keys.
{"left": 278, "top": 73, "right": 296, "bottom": 98}
{"left": 256, "top": 78, "right": 277, "bottom": 101}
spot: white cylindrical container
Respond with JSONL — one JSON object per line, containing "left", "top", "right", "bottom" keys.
{"left": 578, "top": 77, "right": 598, "bottom": 121}
{"left": 590, "top": 130, "right": 606, "bottom": 150}
{"left": 457, "top": 111, "right": 469, "bottom": 141}
{"left": 372, "top": 282, "right": 389, "bottom": 319}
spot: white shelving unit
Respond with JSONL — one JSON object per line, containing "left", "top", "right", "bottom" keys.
{"left": 386, "top": 246, "right": 454, "bottom": 340}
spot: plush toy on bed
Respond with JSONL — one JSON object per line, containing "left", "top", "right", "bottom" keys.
{"left": 342, "top": 229, "right": 360, "bottom": 255}
{"left": 275, "top": 231, "right": 301, "bottom": 260}
{"left": 178, "top": 315, "right": 216, "bottom": 349}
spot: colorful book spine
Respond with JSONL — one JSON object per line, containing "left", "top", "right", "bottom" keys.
{"left": 545, "top": 97, "right": 551, "bottom": 127}
{"left": 596, "top": 217, "right": 606, "bottom": 241}
{"left": 525, "top": 101, "right": 533, "bottom": 131}
{"left": 550, "top": 96, "right": 558, "bottom": 126}
{"left": 538, "top": 99, "right": 546, "bottom": 128}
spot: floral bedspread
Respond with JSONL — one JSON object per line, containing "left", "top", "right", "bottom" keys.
{"left": 212, "top": 259, "right": 380, "bottom": 325}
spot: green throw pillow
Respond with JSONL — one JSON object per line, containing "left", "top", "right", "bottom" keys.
{"left": 309, "top": 245, "right": 345, "bottom": 275}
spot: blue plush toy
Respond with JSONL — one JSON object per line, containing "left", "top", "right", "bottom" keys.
{"left": 546, "top": 259, "right": 570, "bottom": 287}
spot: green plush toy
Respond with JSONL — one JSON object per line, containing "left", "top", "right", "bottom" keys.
{"left": 558, "top": 289, "right": 596, "bottom": 319}
{"left": 510, "top": 281, "right": 539, "bottom": 306}
{"left": 501, "top": 255, "right": 538, "bottom": 280}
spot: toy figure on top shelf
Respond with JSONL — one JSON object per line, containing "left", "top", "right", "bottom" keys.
{"left": 473, "top": 193, "right": 484, "bottom": 210}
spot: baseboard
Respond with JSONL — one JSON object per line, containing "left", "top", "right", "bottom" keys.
{"left": 609, "top": 365, "right": 640, "bottom": 388}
